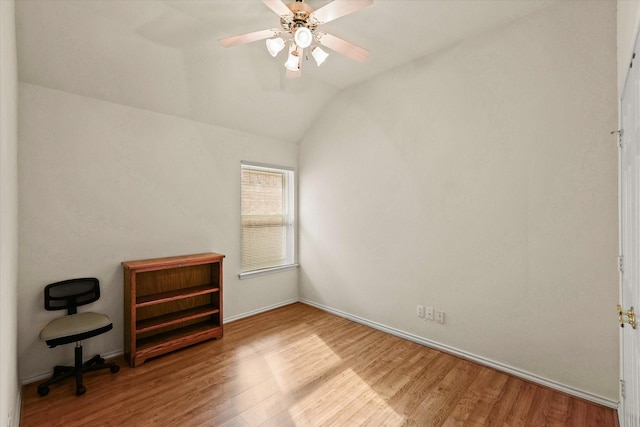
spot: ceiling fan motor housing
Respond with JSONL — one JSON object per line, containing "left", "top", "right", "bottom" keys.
{"left": 219, "top": 0, "right": 371, "bottom": 71}
{"left": 281, "top": 0, "right": 318, "bottom": 33}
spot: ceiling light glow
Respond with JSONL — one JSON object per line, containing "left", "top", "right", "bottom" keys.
{"left": 266, "top": 38, "right": 285, "bottom": 57}
{"left": 294, "top": 27, "right": 312, "bottom": 48}
{"left": 311, "top": 46, "right": 329, "bottom": 66}
{"left": 284, "top": 50, "right": 300, "bottom": 71}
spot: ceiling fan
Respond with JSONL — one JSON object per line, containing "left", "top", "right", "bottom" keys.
{"left": 219, "top": 0, "right": 372, "bottom": 78}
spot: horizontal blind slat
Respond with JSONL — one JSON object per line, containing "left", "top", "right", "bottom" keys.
{"left": 241, "top": 166, "right": 291, "bottom": 273}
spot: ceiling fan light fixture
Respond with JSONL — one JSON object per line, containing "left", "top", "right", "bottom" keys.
{"left": 311, "top": 46, "right": 329, "bottom": 66}
{"left": 284, "top": 50, "right": 300, "bottom": 71}
{"left": 293, "top": 27, "right": 312, "bottom": 49}
{"left": 220, "top": 0, "right": 372, "bottom": 77}
{"left": 266, "top": 37, "right": 285, "bottom": 57}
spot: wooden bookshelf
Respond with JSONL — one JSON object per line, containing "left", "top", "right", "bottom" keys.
{"left": 123, "top": 253, "right": 224, "bottom": 367}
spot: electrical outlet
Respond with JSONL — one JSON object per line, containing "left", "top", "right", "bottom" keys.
{"left": 416, "top": 305, "right": 425, "bottom": 318}
{"left": 425, "top": 307, "right": 434, "bottom": 320}
{"left": 436, "top": 311, "right": 445, "bottom": 324}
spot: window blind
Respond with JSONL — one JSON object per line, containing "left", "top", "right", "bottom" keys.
{"left": 241, "top": 164, "right": 294, "bottom": 273}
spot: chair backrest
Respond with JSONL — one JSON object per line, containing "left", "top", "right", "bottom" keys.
{"left": 44, "top": 278, "right": 100, "bottom": 315}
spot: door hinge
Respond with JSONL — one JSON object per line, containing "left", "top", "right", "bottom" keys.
{"left": 619, "top": 255, "right": 624, "bottom": 273}
{"left": 621, "top": 379, "right": 626, "bottom": 399}
{"left": 611, "top": 129, "right": 624, "bottom": 148}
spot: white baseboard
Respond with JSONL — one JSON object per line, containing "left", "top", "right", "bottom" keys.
{"left": 617, "top": 405, "right": 623, "bottom": 425}
{"left": 299, "top": 298, "right": 619, "bottom": 410}
{"left": 20, "top": 298, "right": 618, "bottom": 411}
{"left": 20, "top": 348, "right": 125, "bottom": 385}
{"left": 11, "top": 386, "right": 21, "bottom": 427}
{"left": 224, "top": 298, "right": 299, "bottom": 324}
{"left": 19, "top": 299, "right": 300, "bottom": 386}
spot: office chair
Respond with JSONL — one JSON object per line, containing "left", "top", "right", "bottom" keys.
{"left": 37, "top": 278, "right": 119, "bottom": 396}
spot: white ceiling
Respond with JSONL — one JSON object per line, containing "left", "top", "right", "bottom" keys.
{"left": 15, "top": 0, "right": 555, "bottom": 143}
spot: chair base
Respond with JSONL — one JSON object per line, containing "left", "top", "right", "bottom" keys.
{"left": 37, "top": 344, "right": 119, "bottom": 396}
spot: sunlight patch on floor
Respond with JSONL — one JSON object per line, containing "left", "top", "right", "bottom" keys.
{"left": 258, "top": 333, "right": 405, "bottom": 426}
{"left": 265, "top": 333, "right": 342, "bottom": 393}
{"left": 287, "top": 367, "right": 406, "bottom": 426}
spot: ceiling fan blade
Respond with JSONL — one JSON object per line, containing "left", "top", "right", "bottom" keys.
{"left": 311, "top": 0, "right": 372, "bottom": 24}
{"left": 262, "top": 0, "right": 293, "bottom": 18}
{"left": 219, "top": 28, "right": 282, "bottom": 48}
{"left": 316, "top": 32, "right": 369, "bottom": 62}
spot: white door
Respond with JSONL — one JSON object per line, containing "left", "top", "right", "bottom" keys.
{"left": 620, "top": 35, "right": 640, "bottom": 426}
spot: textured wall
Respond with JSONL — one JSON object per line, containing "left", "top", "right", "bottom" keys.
{"left": 299, "top": 1, "right": 618, "bottom": 401}
{"left": 0, "top": 0, "right": 19, "bottom": 424}
{"left": 18, "top": 84, "right": 298, "bottom": 381}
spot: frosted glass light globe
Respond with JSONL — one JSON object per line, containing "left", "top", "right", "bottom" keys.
{"left": 266, "top": 38, "right": 285, "bottom": 57}
{"left": 294, "top": 27, "right": 312, "bottom": 48}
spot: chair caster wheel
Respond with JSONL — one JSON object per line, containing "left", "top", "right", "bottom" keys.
{"left": 37, "top": 386, "right": 49, "bottom": 397}
{"left": 76, "top": 386, "right": 86, "bottom": 396}
{"left": 110, "top": 365, "right": 120, "bottom": 374}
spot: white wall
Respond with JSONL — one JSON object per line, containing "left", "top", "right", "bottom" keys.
{"left": 0, "top": 0, "right": 20, "bottom": 424}
{"left": 299, "top": 1, "right": 618, "bottom": 402}
{"left": 18, "top": 83, "right": 298, "bottom": 381}
{"left": 618, "top": 0, "right": 640, "bottom": 96}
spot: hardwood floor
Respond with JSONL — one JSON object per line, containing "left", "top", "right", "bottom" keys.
{"left": 21, "top": 303, "right": 617, "bottom": 426}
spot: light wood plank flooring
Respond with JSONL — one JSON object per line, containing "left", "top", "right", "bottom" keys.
{"left": 21, "top": 303, "right": 617, "bottom": 426}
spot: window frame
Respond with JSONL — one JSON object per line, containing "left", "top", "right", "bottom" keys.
{"left": 239, "top": 161, "right": 297, "bottom": 279}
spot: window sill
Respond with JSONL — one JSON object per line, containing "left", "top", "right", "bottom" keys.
{"left": 239, "top": 264, "right": 299, "bottom": 280}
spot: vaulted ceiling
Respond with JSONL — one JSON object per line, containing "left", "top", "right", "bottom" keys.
{"left": 15, "top": 0, "right": 555, "bottom": 143}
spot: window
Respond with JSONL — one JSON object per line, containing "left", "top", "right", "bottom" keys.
{"left": 240, "top": 162, "right": 295, "bottom": 276}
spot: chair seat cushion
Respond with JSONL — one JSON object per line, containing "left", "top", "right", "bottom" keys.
{"left": 40, "top": 312, "right": 113, "bottom": 347}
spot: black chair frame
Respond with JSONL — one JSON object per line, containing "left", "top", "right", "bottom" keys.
{"left": 37, "top": 278, "right": 119, "bottom": 397}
